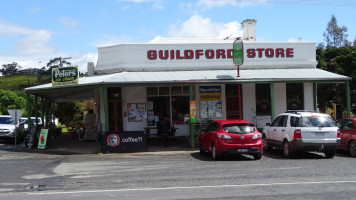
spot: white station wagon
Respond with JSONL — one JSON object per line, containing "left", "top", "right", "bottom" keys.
{"left": 263, "top": 111, "right": 340, "bottom": 158}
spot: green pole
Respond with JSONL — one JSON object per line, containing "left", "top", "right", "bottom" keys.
{"left": 270, "top": 83, "right": 275, "bottom": 121}
{"left": 26, "top": 93, "right": 31, "bottom": 131}
{"left": 103, "top": 87, "right": 109, "bottom": 132}
{"left": 189, "top": 84, "right": 195, "bottom": 149}
{"left": 313, "top": 83, "right": 318, "bottom": 111}
{"left": 41, "top": 96, "right": 45, "bottom": 128}
{"left": 34, "top": 94, "right": 38, "bottom": 127}
{"left": 346, "top": 80, "right": 351, "bottom": 118}
{"left": 45, "top": 99, "right": 49, "bottom": 128}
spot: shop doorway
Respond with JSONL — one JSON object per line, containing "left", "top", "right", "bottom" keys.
{"left": 225, "top": 84, "right": 242, "bottom": 119}
{"left": 107, "top": 87, "right": 123, "bottom": 131}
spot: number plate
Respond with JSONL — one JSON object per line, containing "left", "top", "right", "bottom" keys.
{"left": 238, "top": 149, "right": 248, "bottom": 152}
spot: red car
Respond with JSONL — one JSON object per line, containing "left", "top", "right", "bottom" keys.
{"left": 337, "top": 118, "right": 356, "bottom": 157}
{"left": 199, "top": 120, "right": 263, "bottom": 160}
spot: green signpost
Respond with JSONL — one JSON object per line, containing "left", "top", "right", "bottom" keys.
{"left": 233, "top": 38, "right": 244, "bottom": 77}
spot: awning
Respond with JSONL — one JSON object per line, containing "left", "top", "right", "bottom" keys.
{"left": 24, "top": 68, "right": 351, "bottom": 101}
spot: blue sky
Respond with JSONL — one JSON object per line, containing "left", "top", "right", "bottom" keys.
{"left": 0, "top": 0, "right": 355, "bottom": 73}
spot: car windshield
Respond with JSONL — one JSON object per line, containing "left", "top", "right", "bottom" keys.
{"left": 0, "top": 117, "right": 14, "bottom": 124}
{"left": 21, "top": 118, "right": 42, "bottom": 124}
{"left": 222, "top": 123, "right": 255, "bottom": 134}
{"left": 291, "top": 116, "right": 336, "bottom": 127}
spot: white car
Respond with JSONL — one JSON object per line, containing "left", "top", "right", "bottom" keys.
{"left": 263, "top": 111, "right": 340, "bottom": 158}
{"left": 0, "top": 115, "right": 24, "bottom": 142}
{"left": 20, "top": 117, "right": 43, "bottom": 130}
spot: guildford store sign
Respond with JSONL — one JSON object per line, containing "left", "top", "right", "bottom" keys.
{"left": 147, "top": 48, "right": 294, "bottom": 60}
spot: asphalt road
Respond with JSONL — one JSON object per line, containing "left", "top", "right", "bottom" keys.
{"left": 1, "top": 142, "right": 356, "bottom": 200}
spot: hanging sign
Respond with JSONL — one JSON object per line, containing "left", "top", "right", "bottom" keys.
{"left": 190, "top": 101, "right": 197, "bottom": 123}
{"left": 233, "top": 38, "right": 244, "bottom": 65}
{"left": 37, "top": 129, "right": 49, "bottom": 149}
{"left": 52, "top": 66, "right": 79, "bottom": 86}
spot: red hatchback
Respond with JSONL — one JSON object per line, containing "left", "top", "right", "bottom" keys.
{"left": 337, "top": 118, "right": 356, "bottom": 157}
{"left": 199, "top": 120, "right": 263, "bottom": 160}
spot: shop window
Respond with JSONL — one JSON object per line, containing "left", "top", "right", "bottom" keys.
{"left": 159, "top": 87, "right": 170, "bottom": 95}
{"left": 286, "top": 83, "right": 304, "bottom": 110}
{"left": 147, "top": 86, "right": 190, "bottom": 126}
{"left": 171, "top": 96, "right": 190, "bottom": 125}
{"left": 183, "top": 86, "right": 190, "bottom": 95}
{"left": 256, "top": 84, "right": 271, "bottom": 115}
{"left": 171, "top": 86, "right": 182, "bottom": 95}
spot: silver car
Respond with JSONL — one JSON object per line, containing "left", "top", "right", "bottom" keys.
{"left": 263, "top": 111, "right": 340, "bottom": 158}
{"left": 0, "top": 115, "right": 24, "bottom": 142}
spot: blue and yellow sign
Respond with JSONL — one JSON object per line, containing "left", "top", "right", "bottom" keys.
{"left": 199, "top": 86, "right": 221, "bottom": 101}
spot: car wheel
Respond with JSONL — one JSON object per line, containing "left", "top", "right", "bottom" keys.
{"left": 253, "top": 154, "right": 262, "bottom": 160}
{"left": 262, "top": 135, "right": 271, "bottom": 151}
{"left": 212, "top": 144, "right": 220, "bottom": 161}
{"left": 283, "top": 140, "right": 292, "bottom": 158}
{"left": 348, "top": 140, "right": 356, "bottom": 157}
{"left": 199, "top": 142, "right": 205, "bottom": 154}
{"left": 324, "top": 150, "right": 336, "bottom": 158}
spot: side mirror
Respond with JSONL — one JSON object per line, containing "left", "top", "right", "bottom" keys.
{"left": 266, "top": 122, "right": 271, "bottom": 126}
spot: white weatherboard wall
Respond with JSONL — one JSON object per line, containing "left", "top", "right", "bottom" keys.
{"left": 274, "top": 83, "right": 287, "bottom": 116}
{"left": 242, "top": 84, "right": 256, "bottom": 124}
{"left": 122, "top": 87, "right": 147, "bottom": 131}
{"left": 304, "top": 82, "right": 314, "bottom": 110}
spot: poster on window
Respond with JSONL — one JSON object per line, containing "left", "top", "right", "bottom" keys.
{"left": 128, "top": 103, "right": 147, "bottom": 122}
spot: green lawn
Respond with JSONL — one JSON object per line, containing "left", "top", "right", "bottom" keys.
{"left": 0, "top": 74, "right": 51, "bottom": 90}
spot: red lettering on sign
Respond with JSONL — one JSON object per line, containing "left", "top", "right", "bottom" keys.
{"left": 147, "top": 50, "right": 157, "bottom": 60}
{"left": 176, "top": 50, "right": 184, "bottom": 59}
{"left": 159, "top": 50, "right": 169, "bottom": 60}
{"left": 276, "top": 48, "right": 285, "bottom": 57}
{"left": 256, "top": 48, "right": 265, "bottom": 58}
{"left": 170, "top": 50, "right": 175, "bottom": 59}
{"left": 265, "top": 48, "right": 274, "bottom": 58}
{"left": 185, "top": 50, "right": 194, "bottom": 59}
{"left": 286, "top": 48, "right": 294, "bottom": 57}
{"left": 195, "top": 49, "right": 204, "bottom": 59}
{"left": 216, "top": 49, "right": 226, "bottom": 59}
{"left": 247, "top": 49, "right": 256, "bottom": 58}
{"left": 227, "top": 49, "right": 234, "bottom": 58}
{"left": 205, "top": 49, "right": 215, "bottom": 59}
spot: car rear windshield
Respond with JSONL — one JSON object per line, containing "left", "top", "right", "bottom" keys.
{"left": 0, "top": 117, "right": 13, "bottom": 124}
{"left": 290, "top": 116, "right": 336, "bottom": 127}
{"left": 222, "top": 123, "right": 256, "bottom": 134}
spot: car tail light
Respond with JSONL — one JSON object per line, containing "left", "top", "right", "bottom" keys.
{"left": 218, "top": 134, "right": 231, "bottom": 140}
{"left": 294, "top": 129, "right": 302, "bottom": 139}
{"left": 337, "top": 129, "right": 341, "bottom": 138}
{"left": 252, "top": 133, "right": 262, "bottom": 139}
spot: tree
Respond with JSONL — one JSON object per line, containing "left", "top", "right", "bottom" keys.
{"left": 323, "top": 15, "right": 349, "bottom": 47}
{"left": 54, "top": 101, "right": 86, "bottom": 128}
{"left": 45, "top": 57, "right": 71, "bottom": 74}
{"left": 0, "top": 62, "right": 22, "bottom": 76}
{"left": 0, "top": 90, "right": 26, "bottom": 115}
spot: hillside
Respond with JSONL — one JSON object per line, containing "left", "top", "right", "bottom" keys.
{"left": 0, "top": 74, "right": 51, "bottom": 90}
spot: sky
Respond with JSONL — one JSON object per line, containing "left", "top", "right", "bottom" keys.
{"left": 0, "top": 0, "right": 355, "bottom": 74}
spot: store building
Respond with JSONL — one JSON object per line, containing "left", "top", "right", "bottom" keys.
{"left": 25, "top": 19, "right": 351, "bottom": 148}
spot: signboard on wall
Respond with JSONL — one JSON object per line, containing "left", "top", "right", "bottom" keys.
{"left": 199, "top": 86, "right": 222, "bottom": 119}
{"left": 128, "top": 103, "right": 147, "bottom": 122}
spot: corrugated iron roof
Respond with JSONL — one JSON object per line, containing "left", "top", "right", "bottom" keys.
{"left": 25, "top": 68, "right": 350, "bottom": 92}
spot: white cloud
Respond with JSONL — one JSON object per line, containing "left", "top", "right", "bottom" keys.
{"left": 118, "top": 0, "right": 164, "bottom": 10}
{"left": 58, "top": 17, "right": 79, "bottom": 27}
{"left": 15, "top": 29, "right": 56, "bottom": 55}
{"left": 167, "top": 15, "right": 242, "bottom": 39}
{"left": 196, "top": 0, "right": 267, "bottom": 10}
{"left": 0, "top": 18, "right": 34, "bottom": 36}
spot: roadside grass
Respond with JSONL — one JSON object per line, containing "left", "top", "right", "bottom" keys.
{"left": 0, "top": 74, "right": 51, "bottom": 90}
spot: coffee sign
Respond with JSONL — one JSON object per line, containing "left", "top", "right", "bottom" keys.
{"left": 52, "top": 66, "right": 79, "bottom": 86}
